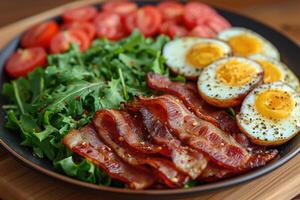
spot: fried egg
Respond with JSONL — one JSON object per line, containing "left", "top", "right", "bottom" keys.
{"left": 197, "top": 57, "right": 263, "bottom": 107}
{"left": 163, "top": 37, "right": 232, "bottom": 79}
{"left": 218, "top": 27, "right": 280, "bottom": 59}
{"left": 237, "top": 82, "right": 300, "bottom": 146}
{"left": 249, "top": 54, "right": 300, "bottom": 91}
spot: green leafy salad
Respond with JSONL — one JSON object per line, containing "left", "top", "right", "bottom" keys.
{"left": 1, "top": 31, "right": 183, "bottom": 186}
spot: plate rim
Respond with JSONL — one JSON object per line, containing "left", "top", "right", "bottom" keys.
{"left": 0, "top": 2, "right": 300, "bottom": 196}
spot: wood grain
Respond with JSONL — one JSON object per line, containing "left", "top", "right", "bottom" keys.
{"left": 0, "top": 0, "right": 300, "bottom": 200}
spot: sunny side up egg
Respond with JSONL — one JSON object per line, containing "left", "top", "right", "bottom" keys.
{"left": 237, "top": 82, "right": 300, "bottom": 146}
{"left": 163, "top": 37, "right": 232, "bottom": 79}
{"left": 197, "top": 57, "right": 263, "bottom": 107}
{"left": 249, "top": 54, "right": 300, "bottom": 91}
{"left": 218, "top": 27, "right": 280, "bottom": 59}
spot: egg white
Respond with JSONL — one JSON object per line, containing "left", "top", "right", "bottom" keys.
{"left": 249, "top": 54, "right": 300, "bottom": 91}
{"left": 218, "top": 27, "right": 280, "bottom": 59}
{"left": 237, "top": 81, "right": 300, "bottom": 146}
{"left": 163, "top": 37, "right": 231, "bottom": 79}
{"left": 197, "top": 57, "right": 263, "bottom": 107}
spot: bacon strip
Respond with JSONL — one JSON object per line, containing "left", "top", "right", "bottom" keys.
{"left": 62, "top": 125, "right": 155, "bottom": 189}
{"left": 132, "top": 95, "right": 251, "bottom": 170}
{"left": 92, "top": 110, "right": 189, "bottom": 188}
{"left": 146, "top": 73, "right": 240, "bottom": 133}
{"left": 136, "top": 107, "right": 208, "bottom": 179}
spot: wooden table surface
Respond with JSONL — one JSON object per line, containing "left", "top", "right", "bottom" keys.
{"left": 0, "top": 1, "right": 300, "bottom": 200}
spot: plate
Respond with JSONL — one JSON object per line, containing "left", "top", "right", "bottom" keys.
{"left": 0, "top": 1, "right": 300, "bottom": 199}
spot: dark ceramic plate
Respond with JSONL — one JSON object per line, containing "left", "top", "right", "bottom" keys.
{"left": 0, "top": 1, "right": 300, "bottom": 199}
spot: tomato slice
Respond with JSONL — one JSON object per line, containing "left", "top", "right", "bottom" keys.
{"left": 102, "top": 1, "right": 138, "bottom": 17}
{"left": 50, "top": 29, "right": 90, "bottom": 53}
{"left": 189, "top": 25, "right": 216, "bottom": 38}
{"left": 21, "top": 21, "right": 59, "bottom": 48}
{"left": 62, "top": 6, "right": 97, "bottom": 22}
{"left": 183, "top": 2, "right": 216, "bottom": 29}
{"left": 94, "top": 12, "right": 127, "bottom": 40}
{"left": 203, "top": 14, "right": 231, "bottom": 33}
{"left": 160, "top": 21, "right": 187, "bottom": 38}
{"left": 61, "top": 22, "right": 96, "bottom": 40}
{"left": 5, "top": 47, "right": 46, "bottom": 78}
{"left": 157, "top": 1, "right": 184, "bottom": 22}
{"left": 125, "top": 6, "right": 162, "bottom": 37}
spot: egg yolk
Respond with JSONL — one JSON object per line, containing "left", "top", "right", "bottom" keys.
{"left": 255, "top": 89, "right": 295, "bottom": 120}
{"left": 228, "top": 34, "right": 262, "bottom": 56}
{"left": 186, "top": 43, "right": 224, "bottom": 69}
{"left": 216, "top": 60, "right": 257, "bottom": 86}
{"left": 256, "top": 60, "right": 282, "bottom": 83}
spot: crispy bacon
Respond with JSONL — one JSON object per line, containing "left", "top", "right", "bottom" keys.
{"left": 137, "top": 107, "right": 208, "bottom": 179}
{"left": 92, "top": 110, "right": 189, "bottom": 188}
{"left": 146, "top": 73, "right": 240, "bottom": 133}
{"left": 62, "top": 125, "right": 155, "bottom": 189}
{"left": 132, "top": 95, "right": 251, "bottom": 170}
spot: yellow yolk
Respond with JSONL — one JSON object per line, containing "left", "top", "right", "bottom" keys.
{"left": 186, "top": 43, "right": 224, "bottom": 69}
{"left": 255, "top": 89, "right": 295, "bottom": 120}
{"left": 228, "top": 34, "right": 262, "bottom": 56}
{"left": 256, "top": 60, "right": 282, "bottom": 83}
{"left": 216, "top": 60, "right": 257, "bottom": 86}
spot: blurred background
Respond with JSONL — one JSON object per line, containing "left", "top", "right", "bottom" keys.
{"left": 0, "top": 0, "right": 300, "bottom": 44}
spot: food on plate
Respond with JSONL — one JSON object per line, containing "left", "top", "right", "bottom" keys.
{"left": 50, "top": 29, "right": 90, "bottom": 53}
{"left": 249, "top": 54, "right": 300, "bottom": 91}
{"left": 102, "top": 1, "right": 138, "bottom": 17}
{"left": 21, "top": 20, "right": 59, "bottom": 48}
{"left": 62, "top": 6, "right": 97, "bottom": 22}
{"left": 2, "top": 1, "right": 298, "bottom": 191}
{"left": 163, "top": 37, "right": 231, "bottom": 79}
{"left": 237, "top": 81, "right": 300, "bottom": 146}
{"left": 5, "top": 47, "right": 46, "bottom": 78}
{"left": 197, "top": 57, "right": 264, "bottom": 107}
{"left": 61, "top": 21, "right": 96, "bottom": 40}
{"left": 63, "top": 125, "right": 156, "bottom": 189}
{"left": 218, "top": 27, "right": 280, "bottom": 59}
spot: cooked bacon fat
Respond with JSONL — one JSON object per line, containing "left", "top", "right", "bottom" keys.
{"left": 93, "top": 110, "right": 189, "bottom": 188}
{"left": 146, "top": 72, "right": 240, "bottom": 133}
{"left": 62, "top": 125, "right": 156, "bottom": 189}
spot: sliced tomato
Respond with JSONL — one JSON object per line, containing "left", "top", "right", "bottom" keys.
{"left": 167, "top": 24, "right": 188, "bottom": 38}
{"left": 62, "top": 6, "right": 97, "bottom": 22}
{"left": 203, "top": 14, "right": 231, "bottom": 33}
{"left": 125, "top": 6, "right": 162, "bottom": 37}
{"left": 157, "top": 1, "right": 184, "bottom": 22}
{"left": 50, "top": 29, "right": 90, "bottom": 53}
{"left": 94, "top": 12, "right": 127, "bottom": 40}
{"left": 183, "top": 2, "right": 216, "bottom": 29}
{"left": 102, "top": 1, "right": 138, "bottom": 17}
{"left": 189, "top": 25, "right": 216, "bottom": 38}
{"left": 21, "top": 21, "right": 59, "bottom": 48}
{"left": 61, "top": 22, "right": 96, "bottom": 40}
{"left": 5, "top": 47, "right": 46, "bottom": 78}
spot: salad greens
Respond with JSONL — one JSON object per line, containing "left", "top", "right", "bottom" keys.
{"left": 1, "top": 31, "right": 178, "bottom": 186}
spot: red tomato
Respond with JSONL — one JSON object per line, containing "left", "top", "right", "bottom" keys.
{"left": 102, "top": 1, "right": 138, "bottom": 17}
{"left": 61, "top": 22, "right": 96, "bottom": 40}
{"left": 203, "top": 14, "right": 231, "bottom": 33}
{"left": 5, "top": 47, "right": 46, "bottom": 78}
{"left": 50, "top": 29, "right": 90, "bottom": 54}
{"left": 62, "top": 6, "right": 97, "bottom": 22}
{"left": 157, "top": 1, "right": 184, "bottom": 22}
{"left": 167, "top": 24, "right": 188, "bottom": 38}
{"left": 21, "top": 21, "right": 59, "bottom": 48}
{"left": 189, "top": 25, "right": 216, "bottom": 38}
{"left": 183, "top": 2, "right": 216, "bottom": 29}
{"left": 125, "top": 6, "right": 162, "bottom": 37}
{"left": 94, "top": 12, "right": 127, "bottom": 40}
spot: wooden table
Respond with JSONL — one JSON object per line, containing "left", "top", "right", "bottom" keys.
{"left": 0, "top": 1, "right": 300, "bottom": 200}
